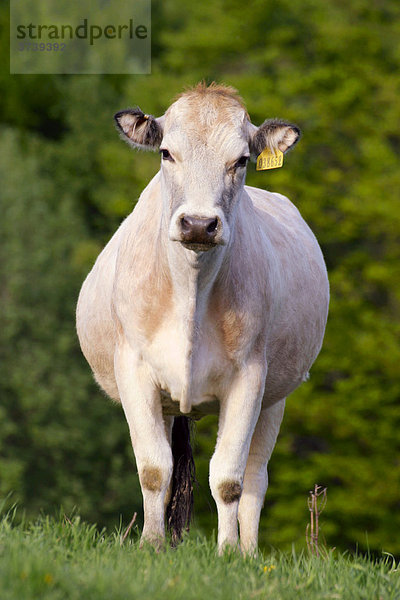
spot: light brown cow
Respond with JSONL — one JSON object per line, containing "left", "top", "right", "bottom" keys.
{"left": 76, "top": 83, "right": 329, "bottom": 554}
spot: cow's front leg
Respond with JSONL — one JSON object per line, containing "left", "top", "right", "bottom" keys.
{"left": 209, "top": 361, "right": 266, "bottom": 554}
{"left": 115, "top": 339, "right": 173, "bottom": 550}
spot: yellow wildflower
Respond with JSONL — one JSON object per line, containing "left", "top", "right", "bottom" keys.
{"left": 263, "top": 565, "right": 276, "bottom": 573}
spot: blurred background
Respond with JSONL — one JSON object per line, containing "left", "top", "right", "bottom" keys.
{"left": 1, "top": 0, "right": 400, "bottom": 556}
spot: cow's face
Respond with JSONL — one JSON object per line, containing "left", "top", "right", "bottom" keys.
{"left": 115, "top": 84, "right": 300, "bottom": 253}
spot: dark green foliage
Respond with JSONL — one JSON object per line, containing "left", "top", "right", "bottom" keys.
{"left": 1, "top": 0, "right": 399, "bottom": 555}
{"left": 0, "top": 128, "right": 143, "bottom": 528}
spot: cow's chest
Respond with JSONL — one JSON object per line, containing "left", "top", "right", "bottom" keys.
{"left": 142, "top": 308, "right": 232, "bottom": 416}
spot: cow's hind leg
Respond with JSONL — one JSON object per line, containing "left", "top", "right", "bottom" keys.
{"left": 209, "top": 362, "right": 266, "bottom": 553}
{"left": 115, "top": 339, "right": 173, "bottom": 550}
{"left": 238, "top": 398, "right": 285, "bottom": 555}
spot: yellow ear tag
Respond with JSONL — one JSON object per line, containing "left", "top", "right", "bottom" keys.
{"left": 256, "top": 147, "right": 284, "bottom": 171}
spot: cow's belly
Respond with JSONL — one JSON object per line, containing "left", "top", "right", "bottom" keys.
{"left": 143, "top": 315, "right": 231, "bottom": 417}
{"left": 160, "top": 391, "right": 219, "bottom": 419}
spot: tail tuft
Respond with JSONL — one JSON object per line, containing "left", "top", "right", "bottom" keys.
{"left": 166, "top": 416, "right": 195, "bottom": 546}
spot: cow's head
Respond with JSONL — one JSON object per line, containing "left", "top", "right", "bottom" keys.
{"left": 115, "top": 83, "right": 300, "bottom": 253}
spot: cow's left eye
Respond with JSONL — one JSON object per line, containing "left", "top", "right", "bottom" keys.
{"left": 234, "top": 155, "right": 249, "bottom": 169}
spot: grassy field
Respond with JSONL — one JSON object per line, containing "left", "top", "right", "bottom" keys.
{"left": 0, "top": 512, "right": 399, "bottom": 600}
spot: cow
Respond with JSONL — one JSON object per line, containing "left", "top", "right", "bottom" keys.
{"left": 76, "top": 82, "right": 329, "bottom": 555}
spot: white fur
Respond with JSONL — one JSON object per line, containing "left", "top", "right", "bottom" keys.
{"left": 76, "top": 90, "right": 329, "bottom": 554}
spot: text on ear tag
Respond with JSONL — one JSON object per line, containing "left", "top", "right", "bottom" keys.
{"left": 256, "top": 147, "right": 284, "bottom": 171}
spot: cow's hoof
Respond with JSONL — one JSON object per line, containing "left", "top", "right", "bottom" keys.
{"left": 139, "top": 535, "right": 166, "bottom": 553}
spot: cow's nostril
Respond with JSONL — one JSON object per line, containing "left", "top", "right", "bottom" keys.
{"left": 180, "top": 217, "right": 191, "bottom": 234}
{"left": 206, "top": 218, "right": 218, "bottom": 235}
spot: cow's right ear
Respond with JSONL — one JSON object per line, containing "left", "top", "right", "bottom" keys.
{"left": 114, "top": 108, "right": 164, "bottom": 150}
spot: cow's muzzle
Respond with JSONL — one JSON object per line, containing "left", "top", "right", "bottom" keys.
{"left": 179, "top": 215, "right": 220, "bottom": 249}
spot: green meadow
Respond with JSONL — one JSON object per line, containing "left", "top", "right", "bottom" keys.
{"left": 0, "top": 512, "right": 399, "bottom": 600}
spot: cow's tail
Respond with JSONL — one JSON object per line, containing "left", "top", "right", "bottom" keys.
{"left": 166, "top": 416, "right": 195, "bottom": 546}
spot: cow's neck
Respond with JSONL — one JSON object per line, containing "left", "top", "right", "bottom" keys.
{"left": 165, "top": 238, "right": 226, "bottom": 413}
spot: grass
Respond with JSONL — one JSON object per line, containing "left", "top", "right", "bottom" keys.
{"left": 0, "top": 511, "right": 399, "bottom": 600}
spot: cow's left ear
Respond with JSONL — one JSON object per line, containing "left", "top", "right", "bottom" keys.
{"left": 249, "top": 119, "right": 301, "bottom": 158}
{"left": 114, "top": 108, "right": 164, "bottom": 150}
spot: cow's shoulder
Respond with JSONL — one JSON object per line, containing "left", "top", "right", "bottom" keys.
{"left": 244, "top": 185, "right": 322, "bottom": 253}
{"left": 113, "top": 172, "right": 172, "bottom": 341}
{"left": 245, "top": 184, "right": 303, "bottom": 225}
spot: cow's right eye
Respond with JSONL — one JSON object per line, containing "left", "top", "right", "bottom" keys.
{"left": 160, "top": 149, "right": 174, "bottom": 161}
